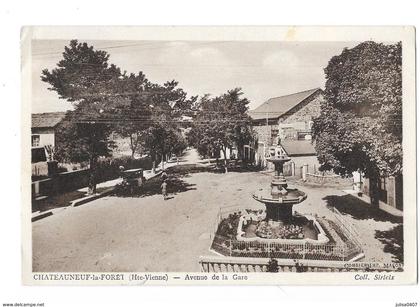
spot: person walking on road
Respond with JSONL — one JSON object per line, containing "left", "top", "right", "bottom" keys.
{"left": 161, "top": 179, "right": 168, "bottom": 200}
{"left": 161, "top": 170, "right": 168, "bottom": 182}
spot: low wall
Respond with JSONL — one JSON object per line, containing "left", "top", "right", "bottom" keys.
{"left": 305, "top": 173, "right": 352, "bottom": 186}
{"left": 32, "top": 155, "right": 153, "bottom": 199}
{"left": 32, "top": 169, "right": 91, "bottom": 198}
{"left": 199, "top": 256, "right": 400, "bottom": 273}
{"left": 56, "top": 169, "right": 91, "bottom": 193}
{"left": 32, "top": 162, "right": 49, "bottom": 177}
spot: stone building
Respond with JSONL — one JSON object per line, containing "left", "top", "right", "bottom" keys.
{"left": 248, "top": 87, "right": 403, "bottom": 216}
{"left": 248, "top": 88, "right": 323, "bottom": 167}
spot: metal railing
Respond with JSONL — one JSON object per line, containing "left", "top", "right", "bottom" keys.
{"left": 330, "top": 207, "right": 363, "bottom": 249}
{"left": 210, "top": 206, "right": 363, "bottom": 262}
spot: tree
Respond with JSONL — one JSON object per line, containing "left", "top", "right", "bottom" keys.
{"left": 189, "top": 88, "right": 254, "bottom": 173}
{"left": 112, "top": 72, "right": 151, "bottom": 158}
{"left": 143, "top": 122, "right": 187, "bottom": 171}
{"left": 313, "top": 41, "right": 402, "bottom": 206}
{"left": 42, "top": 40, "right": 122, "bottom": 194}
{"left": 141, "top": 80, "right": 196, "bottom": 170}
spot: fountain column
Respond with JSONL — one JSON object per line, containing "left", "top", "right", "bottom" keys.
{"left": 253, "top": 146, "right": 307, "bottom": 222}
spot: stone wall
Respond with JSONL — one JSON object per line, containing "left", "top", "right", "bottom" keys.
{"left": 32, "top": 169, "right": 91, "bottom": 199}
{"left": 253, "top": 124, "right": 277, "bottom": 145}
{"left": 251, "top": 91, "right": 324, "bottom": 168}
{"left": 280, "top": 91, "right": 324, "bottom": 125}
{"left": 305, "top": 173, "right": 353, "bottom": 187}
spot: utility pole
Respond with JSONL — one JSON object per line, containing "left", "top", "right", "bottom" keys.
{"left": 266, "top": 112, "right": 269, "bottom": 146}
{"left": 265, "top": 112, "right": 269, "bottom": 169}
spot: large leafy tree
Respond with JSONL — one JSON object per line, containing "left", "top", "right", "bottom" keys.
{"left": 189, "top": 88, "right": 254, "bottom": 173}
{"left": 112, "top": 71, "right": 151, "bottom": 158}
{"left": 313, "top": 41, "right": 402, "bottom": 206}
{"left": 42, "top": 40, "right": 122, "bottom": 194}
{"left": 141, "top": 80, "right": 196, "bottom": 170}
{"left": 143, "top": 122, "right": 187, "bottom": 171}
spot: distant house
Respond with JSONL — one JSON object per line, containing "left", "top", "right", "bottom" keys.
{"left": 31, "top": 112, "right": 66, "bottom": 163}
{"left": 280, "top": 139, "right": 318, "bottom": 170}
{"left": 248, "top": 88, "right": 323, "bottom": 167}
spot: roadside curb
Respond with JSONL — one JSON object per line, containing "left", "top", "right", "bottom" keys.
{"left": 31, "top": 187, "right": 115, "bottom": 222}
{"left": 71, "top": 187, "right": 114, "bottom": 207}
{"left": 31, "top": 211, "right": 53, "bottom": 222}
{"left": 31, "top": 168, "right": 172, "bottom": 223}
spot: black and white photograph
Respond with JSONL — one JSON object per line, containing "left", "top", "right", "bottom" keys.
{"left": 20, "top": 26, "right": 416, "bottom": 286}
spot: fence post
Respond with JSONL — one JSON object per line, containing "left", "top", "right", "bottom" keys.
{"left": 302, "top": 164, "right": 308, "bottom": 181}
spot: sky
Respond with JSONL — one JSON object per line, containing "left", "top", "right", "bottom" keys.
{"left": 31, "top": 40, "right": 360, "bottom": 113}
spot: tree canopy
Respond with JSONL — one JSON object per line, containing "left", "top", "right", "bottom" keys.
{"left": 42, "top": 40, "right": 123, "bottom": 193}
{"left": 313, "top": 41, "right": 402, "bottom": 205}
{"left": 188, "top": 88, "right": 254, "bottom": 172}
{"left": 41, "top": 40, "right": 194, "bottom": 192}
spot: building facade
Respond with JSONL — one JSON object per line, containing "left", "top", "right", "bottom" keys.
{"left": 359, "top": 175, "right": 403, "bottom": 216}
{"left": 31, "top": 112, "right": 66, "bottom": 163}
{"left": 249, "top": 88, "right": 323, "bottom": 168}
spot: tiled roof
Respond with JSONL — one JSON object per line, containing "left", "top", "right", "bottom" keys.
{"left": 32, "top": 112, "right": 66, "bottom": 128}
{"left": 281, "top": 140, "right": 316, "bottom": 156}
{"left": 249, "top": 88, "right": 321, "bottom": 121}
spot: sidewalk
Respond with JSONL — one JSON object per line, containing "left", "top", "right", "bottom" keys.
{"left": 76, "top": 161, "right": 170, "bottom": 194}
{"left": 342, "top": 188, "right": 403, "bottom": 217}
{"left": 32, "top": 156, "right": 190, "bottom": 222}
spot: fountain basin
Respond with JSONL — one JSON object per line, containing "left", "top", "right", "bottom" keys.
{"left": 236, "top": 212, "right": 329, "bottom": 244}
{"left": 253, "top": 187, "right": 307, "bottom": 221}
{"left": 253, "top": 187, "right": 307, "bottom": 204}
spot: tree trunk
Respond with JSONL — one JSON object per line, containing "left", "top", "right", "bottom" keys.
{"left": 130, "top": 134, "right": 135, "bottom": 158}
{"left": 152, "top": 151, "right": 156, "bottom": 173}
{"left": 88, "top": 155, "right": 97, "bottom": 195}
{"left": 161, "top": 148, "right": 166, "bottom": 170}
{"left": 369, "top": 175, "right": 380, "bottom": 207}
{"left": 222, "top": 147, "right": 228, "bottom": 173}
{"left": 237, "top": 144, "right": 243, "bottom": 161}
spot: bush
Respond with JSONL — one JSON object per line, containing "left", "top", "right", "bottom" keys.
{"left": 57, "top": 166, "right": 68, "bottom": 173}
{"left": 95, "top": 156, "right": 154, "bottom": 183}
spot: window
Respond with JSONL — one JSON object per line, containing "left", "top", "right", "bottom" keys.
{"left": 32, "top": 135, "right": 40, "bottom": 147}
{"left": 380, "top": 177, "right": 388, "bottom": 191}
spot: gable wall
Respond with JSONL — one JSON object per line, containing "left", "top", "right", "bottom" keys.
{"left": 279, "top": 91, "right": 324, "bottom": 125}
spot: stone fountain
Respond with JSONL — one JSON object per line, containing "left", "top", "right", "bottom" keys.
{"left": 253, "top": 146, "right": 307, "bottom": 221}
{"left": 208, "top": 145, "right": 364, "bottom": 263}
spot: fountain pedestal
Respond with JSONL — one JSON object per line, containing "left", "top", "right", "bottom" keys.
{"left": 253, "top": 146, "right": 306, "bottom": 222}
{"left": 265, "top": 202, "right": 294, "bottom": 221}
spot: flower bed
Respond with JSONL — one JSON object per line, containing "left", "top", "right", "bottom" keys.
{"left": 211, "top": 211, "right": 362, "bottom": 261}
{"left": 215, "top": 212, "right": 241, "bottom": 239}
{"left": 255, "top": 221, "right": 304, "bottom": 239}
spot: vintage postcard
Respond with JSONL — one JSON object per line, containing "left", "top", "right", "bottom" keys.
{"left": 21, "top": 26, "right": 416, "bottom": 285}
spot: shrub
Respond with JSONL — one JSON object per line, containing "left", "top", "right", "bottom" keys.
{"left": 57, "top": 166, "right": 68, "bottom": 173}
{"left": 95, "top": 156, "right": 154, "bottom": 183}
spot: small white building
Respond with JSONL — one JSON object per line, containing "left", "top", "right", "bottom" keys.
{"left": 31, "top": 112, "right": 66, "bottom": 163}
